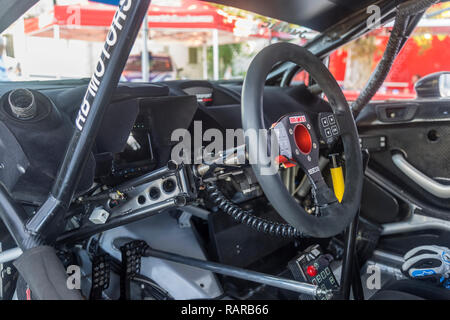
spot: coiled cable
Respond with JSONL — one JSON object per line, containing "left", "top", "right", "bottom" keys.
{"left": 205, "top": 183, "right": 303, "bottom": 238}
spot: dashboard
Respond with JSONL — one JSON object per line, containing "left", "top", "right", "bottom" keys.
{"left": 1, "top": 78, "right": 449, "bottom": 223}
{"left": 99, "top": 80, "right": 335, "bottom": 185}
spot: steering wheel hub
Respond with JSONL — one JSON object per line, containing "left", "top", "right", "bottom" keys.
{"left": 294, "top": 124, "right": 312, "bottom": 155}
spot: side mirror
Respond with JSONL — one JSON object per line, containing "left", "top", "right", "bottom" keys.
{"left": 439, "top": 73, "right": 450, "bottom": 97}
{"left": 415, "top": 72, "right": 450, "bottom": 98}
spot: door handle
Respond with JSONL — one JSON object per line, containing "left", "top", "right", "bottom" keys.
{"left": 392, "top": 153, "right": 450, "bottom": 199}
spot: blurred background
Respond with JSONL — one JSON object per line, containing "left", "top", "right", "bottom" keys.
{"left": 1, "top": 0, "right": 450, "bottom": 100}
{"left": 0, "top": 0, "right": 315, "bottom": 82}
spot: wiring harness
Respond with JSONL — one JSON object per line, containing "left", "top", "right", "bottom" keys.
{"left": 205, "top": 183, "right": 303, "bottom": 238}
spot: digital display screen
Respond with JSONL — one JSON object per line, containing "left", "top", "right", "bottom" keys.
{"left": 113, "top": 130, "right": 154, "bottom": 178}
{"left": 117, "top": 132, "right": 152, "bottom": 164}
{"left": 182, "top": 86, "right": 214, "bottom": 106}
{"left": 112, "top": 95, "right": 198, "bottom": 176}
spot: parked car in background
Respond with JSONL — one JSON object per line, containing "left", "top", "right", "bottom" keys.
{"left": 122, "top": 52, "right": 176, "bottom": 82}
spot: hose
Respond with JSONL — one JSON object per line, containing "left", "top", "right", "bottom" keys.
{"left": 205, "top": 183, "right": 303, "bottom": 238}
{"left": 351, "top": 0, "right": 438, "bottom": 118}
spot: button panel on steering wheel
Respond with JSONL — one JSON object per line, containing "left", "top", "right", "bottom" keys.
{"left": 318, "top": 112, "right": 340, "bottom": 145}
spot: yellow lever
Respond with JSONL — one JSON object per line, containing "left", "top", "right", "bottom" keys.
{"left": 329, "top": 154, "right": 345, "bottom": 202}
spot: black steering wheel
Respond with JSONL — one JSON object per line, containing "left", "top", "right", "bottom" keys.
{"left": 242, "top": 42, "right": 363, "bottom": 238}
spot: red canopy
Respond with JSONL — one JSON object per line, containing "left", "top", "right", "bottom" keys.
{"left": 24, "top": 0, "right": 267, "bottom": 41}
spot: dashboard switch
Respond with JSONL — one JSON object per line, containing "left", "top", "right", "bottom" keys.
{"left": 328, "top": 115, "right": 336, "bottom": 125}
{"left": 307, "top": 265, "right": 318, "bottom": 277}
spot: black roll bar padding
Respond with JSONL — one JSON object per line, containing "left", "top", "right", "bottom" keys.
{"left": 0, "top": 1, "right": 151, "bottom": 300}
{"left": 351, "top": 0, "right": 437, "bottom": 118}
{"left": 338, "top": 149, "right": 370, "bottom": 300}
{"left": 0, "top": 184, "right": 42, "bottom": 250}
{"left": 13, "top": 246, "right": 82, "bottom": 300}
{"left": 351, "top": 253, "right": 365, "bottom": 300}
{"left": 26, "top": 0, "right": 152, "bottom": 239}
{"left": 339, "top": 213, "right": 360, "bottom": 300}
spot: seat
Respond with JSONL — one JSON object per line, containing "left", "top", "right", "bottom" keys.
{"left": 370, "top": 279, "right": 450, "bottom": 300}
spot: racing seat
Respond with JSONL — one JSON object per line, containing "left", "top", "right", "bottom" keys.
{"left": 370, "top": 279, "right": 450, "bottom": 300}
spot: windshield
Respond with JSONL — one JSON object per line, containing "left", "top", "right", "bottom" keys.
{"left": 2, "top": 0, "right": 449, "bottom": 103}
{"left": 0, "top": 0, "right": 317, "bottom": 82}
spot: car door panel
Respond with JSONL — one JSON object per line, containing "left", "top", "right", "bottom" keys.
{"left": 357, "top": 99, "right": 450, "bottom": 222}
